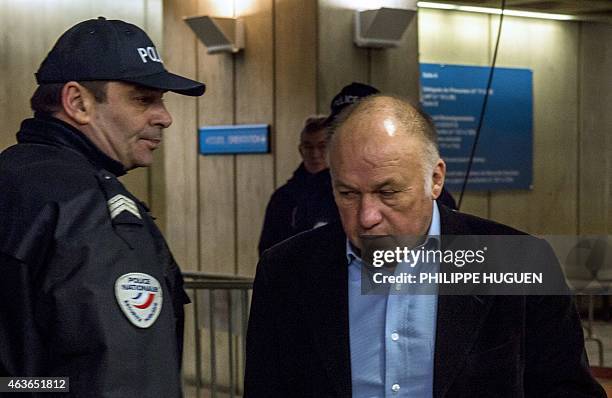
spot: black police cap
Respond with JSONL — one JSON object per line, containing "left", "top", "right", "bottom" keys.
{"left": 35, "top": 17, "right": 205, "bottom": 97}
{"left": 328, "top": 82, "right": 380, "bottom": 119}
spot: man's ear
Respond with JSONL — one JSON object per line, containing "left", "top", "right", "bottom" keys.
{"left": 431, "top": 159, "right": 446, "bottom": 199}
{"left": 60, "top": 82, "right": 95, "bottom": 125}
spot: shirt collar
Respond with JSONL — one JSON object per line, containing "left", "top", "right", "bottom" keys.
{"left": 346, "top": 200, "right": 441, "bottom": 265}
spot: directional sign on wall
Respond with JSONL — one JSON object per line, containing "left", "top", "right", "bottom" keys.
{"left": 199, "top": 124, "right": 270, "bottom": 155}
{"left": 420, "top": 63, "right": 533, "bottom": 191}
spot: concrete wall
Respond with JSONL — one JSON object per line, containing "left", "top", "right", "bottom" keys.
{"left": 578, "top": 22, "right": 612, "bottom": 235}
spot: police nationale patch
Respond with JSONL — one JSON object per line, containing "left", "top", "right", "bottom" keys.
{"left": 115, "top": 273, "right": 163, "bottom": 328}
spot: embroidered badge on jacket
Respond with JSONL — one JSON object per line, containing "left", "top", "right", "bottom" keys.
{"left": 115, "top": 273, "right": 163, "bottom": 328}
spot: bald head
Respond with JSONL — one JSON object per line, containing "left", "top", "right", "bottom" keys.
{"left": 328, "top": 95, "right": 440, "bottom": 185}
{"left": 332, "top": 95, "right": 436, "bottom": 140}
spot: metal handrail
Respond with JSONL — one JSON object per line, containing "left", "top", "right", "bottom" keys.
{"left": 184, "top": 280, "right": 253, "bottom": 290}
{"left": 183, "top": 271, "right": 254, "bottom": 281}
{"left": 182, "top": 271, "right": 253, "bottom": 398}
{"left": 183, "top": 272, "right": 253, "bottom": 290}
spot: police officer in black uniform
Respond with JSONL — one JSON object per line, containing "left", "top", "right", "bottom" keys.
{"left": 0, "top": 17, "right": 205, "bottom": 396}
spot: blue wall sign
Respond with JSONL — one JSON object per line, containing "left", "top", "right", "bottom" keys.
{"left": 420, "top": 63, "right": 533, "bottom": 191}
{"left": 199, "top": 124, "right": 270, "bottom": 155}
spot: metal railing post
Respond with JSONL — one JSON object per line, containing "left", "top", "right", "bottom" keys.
{"left": 182, "top": 272, "right": 254, "bottom": 397}
{"left": 193, "top": 289, "right": 202, "bottom": 398}
{"left": 209, "top": 289, "right": 217, "bottom": 398}
{"left": 228, "top": 291, "right": 235, "bottom": 398}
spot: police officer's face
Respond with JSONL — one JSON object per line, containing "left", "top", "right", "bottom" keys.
{"left": 330, "top": 112, "right": 444, "bottom": 250}
{"left": 88, "top": 82, "right": 172, "bottom": 170}
{"left": 299, "top": 129, "right": 328, "bottom": 174}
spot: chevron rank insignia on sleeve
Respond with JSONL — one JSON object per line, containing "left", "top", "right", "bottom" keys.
{"left": 108, "top": 194, "right": 142, "bottom": 220}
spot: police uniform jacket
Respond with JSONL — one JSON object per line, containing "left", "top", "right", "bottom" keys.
{"left": 0, "top": 115, "right": 189, "bottom": 397}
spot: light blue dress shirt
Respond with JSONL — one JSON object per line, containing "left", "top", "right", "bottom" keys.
{"left": 348, "top": 201, "right": 440, "bottom": 398}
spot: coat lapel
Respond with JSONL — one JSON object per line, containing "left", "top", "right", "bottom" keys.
{"left": 303, "top": 223, "right": 352, "bottom": 397}
{"left": 433, "top": 206, "right": 494, "bottom": 398}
